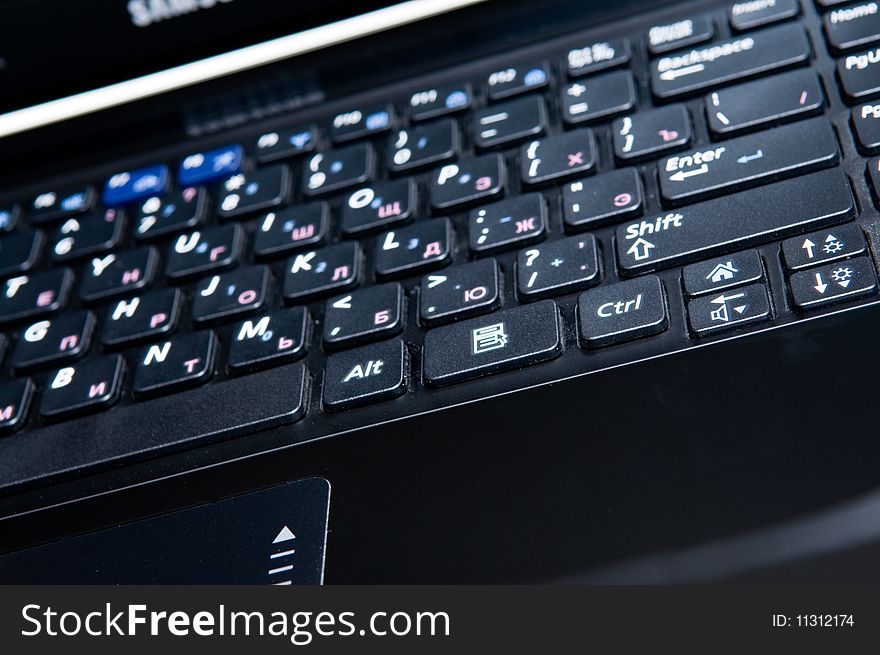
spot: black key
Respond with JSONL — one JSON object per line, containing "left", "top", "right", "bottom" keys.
{"left": 340, "top": 179, "right": 415, "bottom": 236}
{"left": 469, "top": 194, "right": 546, "bottom": 254}
{"left": 648, "top": 16, "right": 715, "bottom": 54}
{"left": 853, "top": 102, "right": 880, "bottom": 153}
{"left": 49, "top": 208, "right": 124, "bottom": 262}
{"left": 730, "top": 0, "right": 799, "bottom": 31}
{"left": 283, "top": 242, "right": 360, "bottom": 302}
{"left": 612, "top": 106, "right": 692, "bottom": 162}
{"left": 253, "top": 203, "right": 327, "bottom": 259}
{"left": 578, "top": 276, "right": 668, "bottom": 347}
{"left": 216, "top": 165, "right": 290, "bottom": 219}
{"left": 0, "top": 204, "right": 20, "bottom": 232}
{"left": 227, "top": 307, "right": 309, "bottom": 373}
{"left": 562, "top": 71, "right": 636, "bottom": 124}
{"left": 566, "top": 39, "right": 631, "bottom": 77}
{"left": 867, "top": 155, "right": 880, "bottom": 205}
{"left": 323, "top": 283, "right": 403, "bottom": 349}
{"left": 302, "top": 144, "right": 374, "bottom": 197}
{"left": 789, "top": 256, "right": 877, "bottom": 308}
{"left": 387, "top": 120, "right": 458, "bottom": 173}
{"left": 563, "top": 168, "right": 644, "bottom": 230}
{"left": 29, "top": 185, "right": 94, "bottom": 224}
{"left": 165, "top": 224, "right": 243, "bottom": 280}
{"left": 419, "top": 260, "right": 501, "bottom": 326}
{"left": 650, "top": 23, "right": 810, "bottom": 98}
{"left": 79, "top": 247, "right": 157, "bottom": 302}
{"left": 12, "top": 311, "right": 94, "bottom": 373}
{"left": 330, "top": 105, "right": 392, "bottom": 143}
{"left": 408, "top": 83, "right": 472, "bottom": 121}
{"left": 520, "top": 129, "right": 598, "bottom": 185}
{"left": 615, "top": 168, "right": 855, "bottom": 274}
{"left": 517, "top": 235, "right": 600, "bottom": 300}
{"left": 374, "top": 218, "right": 452, "bottom": 280}
{"left": 40, "top": 355, "right": 124, "bottom": 419}
{"left": 824, "top": 3, "right": 880, "bottom": 51}
{"left": 838, "top": 47, "right": 880, "bottom": 101}
{"left": 253, "top": 125, "right": 316, "bottom": 163}
{"left": 323, "top": 339, "right": 406, "bottom": 411}
{"left": 0, "top": 230, "right": 42, "bottom": 277}
{"left": 485, "top": 62, "right": 549, "bottom": 100}
{"left": 192, "top": 266, "right": 269, "bottom": 326}
{"left": 781, "top": 223, "right": 867, "bottom": 270}
{"left": 658, "top": 118, "right": 839, "bottom": 205}
{"left": 133, "top": 186, "right": 206, "bottom": 241}
{"left": 0, "top": 378, "right": 33, "bottom": 433}
{"left": 133, "top": 331, "right": 216, "bottom": 398}
{"left": 474, "top": 96, "right": 546, "bottom": 149}
{"left": 706, "top": 69, "right": 824, "bottom": 136}
{"left": 102, "top": 289, "right": 181, "bottom": 348}
{"left": 687, "top": 283, "right": 771, "bottom": 334}
{"left": 429, "top": 154, "right": 505, "bottom": 211}
{"left": 0, "top": 269, "right": 72, "bottom": 326}
{"left": 423, "top": 300, "right": 562, "bottom": 387}
{"left": 682, "top": 250, "right": 765, "bottom": 296}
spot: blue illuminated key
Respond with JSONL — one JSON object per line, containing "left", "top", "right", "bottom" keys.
{"left": 177, "top": 144, "right": 244, "bottom": 186}
{"left": 102, "top": 164, "right": 169, "bottom": 207}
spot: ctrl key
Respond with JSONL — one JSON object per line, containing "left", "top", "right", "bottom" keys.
{"left": 578, "top": 276, "right": 668, "bottom": 348}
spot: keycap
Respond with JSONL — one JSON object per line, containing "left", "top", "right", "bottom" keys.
{"left": 578, "top": 276, "right": 668, "bottom": 347}
{"left": 789, "top": 256, "right": 877, "bottom": 308}
{"left": 615, "top": 168, "right": 855, "bottom": 274}
{"left": 133, "top": 187, "right": 205, "bottom": 241}
{"left": 133, "top": 331, "right": 217, "bottom": 398}
{"left": 867, "top": 156, "right": 880, "bottom": 205}
{"left": 0, "top": 269, "right": 73, "bottom": 326}
{"left": 650, "top": 23, "right": 810, "bottom": 98}
{"left": 40, "top": 355, "right": 125, "bottom": 419}
{"left": 419, "top": 260, "right": 500, "bottom": 326}
{"left": 49, "top": 208, "right": 125, "bottom": 262}
{"left": 216, "top": 165, "right": 290, "bottom": 219}
{"left": 408, "top": 83, "right": 472, "bottom": 121}
{"left": 682, "top": 250, "right": 765, "bottom": 296}
{"left": 323, "top": 339, "right": 406, "bottom": 410}
{"left": 838, "top": 47, "right": 880, "bottom": 101}
{"left": 0, "top": 378, "right": 33, "bottom": 433}
{"left": 374, "top": 218, "right": 452, "bottom": 280}
{"left": 283, "top": 242, "right": 360, "bottom": 302}
{"left": 474, "top": 96, "right": 546, "bottom": 149}
{"left": 648, "top": 16, "right": 714, "bottom": 54}
{"left": 387, "top": 120, "right": 458, "bottom": 173}
{"left": 323, "top": 283, "right": 403, "bottom": 349}
{"left": 562, "top": 168, "right": 644, "bottom": 229}
{"left": 0, "top": 205, "right": 19, "bottom": 232}
{"left": 658, "top": 118, "right": 839, "bottom": 205}
{"left": 687, "top": 284, "right": 771, "bottom": 334}
{"left": 102, "top": 164, "right": 169, "bottom": 207}
{"left": 165, "top": 224, "right": 243, "bottom": 280}
{"left": 423, "top": 300, "right": 562, "bottom": 387}
{"left": 566, "top": 39, "right": 631, "bottom": 77}
{"left": 330, "top": 105, "right": 393, "bottom": 142}
{"left": 227, "top": 307, "right": 309, "bottom": 373}
{"left": 562, "top": 71, "right": 636, "bottom": 124}
{"left": 192, "top": 266, "right": 269, "bottom": 326}
{"left": 781, "top": 223, "right": 867, "bottom": 270}
{"left": 178, "top": 144, "right": 243, "bottom": 186}
{"left": 253, "top": 203, "right": 327, "bottom": 259}
{"left": 102, "top": 289, "right": 181, "bottom": 348}
{"left": 817, "top": 0, "right": 856, "bottom": 6}
{"left": 730, "top": 0, "right": 799, "bottom": 31}
{"left": 79, "top": 247, "right": 157, "bottom": 302}
{"left": 0, "top": 230, "right": 42, "bottom": 277}
{"left": 854, "top": 102, "right": 880, "bottom": 153}
{"left": 11, "top": 311, "right": 94, "bottom": 373}
{"left": 254, "top": 125, "right": 316, "bottom": 163}
{"left": 706, "top": 69, "right": 824, "bottom": 136}
{"left": 520, "top": 129, "right": 597, "bottom": 185}
{"left": 824, "top": 3, "right": 880, "bottom": 51}
{"left": 340, "top": 179, "right": 415, "bottom": 236}
{"left": 486, "top": 63, "right": 549, "bottom": 100}
{"left": 517, "top": 235, "right": 600, "bottom": 300}
{"left": 468, "top": 194, "right": 546, "bottom": 254}
{"left": 429, "top": 154, "right": 505, "bottom": 210}
{"left": 29, "top": 185, "right": 94, "bottom": 224}
{"left": 612, "top": 106, "right": 692, "bottom": 162}
{"left": 302, "top": 144, "right": 374, "bottom": 197}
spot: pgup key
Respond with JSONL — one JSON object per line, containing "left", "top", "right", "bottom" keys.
{"left": 322, "top": 283, "right": 403, "bottom": 349}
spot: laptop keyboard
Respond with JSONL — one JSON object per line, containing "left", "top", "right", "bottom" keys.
{"left": 2, "top": 0, "right": 880, "bottom": 493}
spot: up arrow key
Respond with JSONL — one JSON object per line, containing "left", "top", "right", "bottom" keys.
{"left": 802, "top": 238, "right": 815, "bottom": 258}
